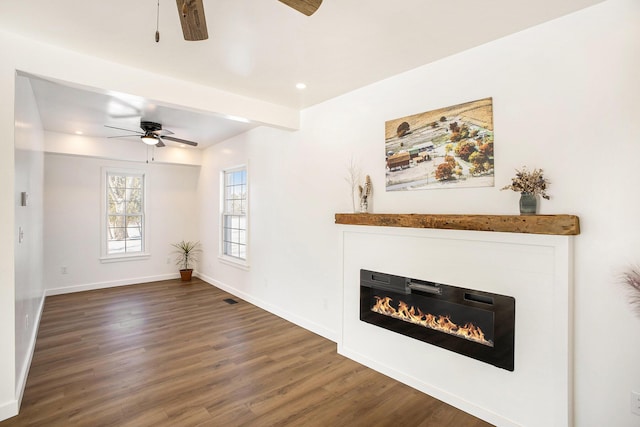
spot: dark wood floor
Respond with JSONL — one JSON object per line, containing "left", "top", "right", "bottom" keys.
{"left": 1, "top": 279, "right": 493, "bottom": 427}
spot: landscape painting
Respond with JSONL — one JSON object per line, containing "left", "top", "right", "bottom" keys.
{"left": 385, "top": 97, "right": 494, "bottom": 191}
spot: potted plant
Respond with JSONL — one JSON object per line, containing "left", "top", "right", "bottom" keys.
{"left": 171, "top": 240, "right": 201, "bottom": 281}
{"left": 501, "top": 166, "right": 550, "bottom": 215}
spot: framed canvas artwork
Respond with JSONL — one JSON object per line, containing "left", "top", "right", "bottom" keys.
{"left": 385, "top": 97, "right": 494, "bottom": 191}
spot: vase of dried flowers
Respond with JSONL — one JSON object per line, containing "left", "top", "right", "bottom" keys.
{"left": 358, "top": 175, "right": 372, "bottom": 213}
{"left": 519, "top": 192, "right": 537, "bottom": 215}
{"left": 501, "top": 167, "right": 550, "bottom": 215}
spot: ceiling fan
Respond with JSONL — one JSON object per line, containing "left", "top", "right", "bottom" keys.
{"left": 277, "top": 0, "right": 323, "bottom": 16}
{"left": 174, "top": 0, "right": 322, "bottom": 41}
{"left": 105, "top": 121, "right": 199, "bottom": 148}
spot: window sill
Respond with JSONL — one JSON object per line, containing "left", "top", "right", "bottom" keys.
{"left": 100, "top": 253, "right": 151, "bottom": 264}
{"left": 218, "top": 255, "right": 250, "bottom": 271}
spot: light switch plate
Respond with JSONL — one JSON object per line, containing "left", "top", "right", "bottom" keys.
{"left": 631, "top": 391, "right": 640, "bottom": 416}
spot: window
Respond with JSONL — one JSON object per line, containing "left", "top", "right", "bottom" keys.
{"left": 221, "top": 167, "right": 248, "bottom": 263}
{"left": 105, "top": 170, "right": 145, "bottom": 257}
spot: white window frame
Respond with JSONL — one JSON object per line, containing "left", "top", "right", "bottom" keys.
{"left": 219, "top": 165, "right": 249, "bottom": 269}
{"left": 100, "top": 167, "right": 150, "bottom": 263}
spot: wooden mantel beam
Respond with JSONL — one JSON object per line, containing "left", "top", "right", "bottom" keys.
{"left": 335, "top": 213, "right": 580, "bottom": 236}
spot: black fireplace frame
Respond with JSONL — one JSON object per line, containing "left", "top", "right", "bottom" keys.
{"left": 360, "top": 269, "right": 515, "bottom": 371}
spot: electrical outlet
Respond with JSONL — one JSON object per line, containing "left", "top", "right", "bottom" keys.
{"left": 631, "top": 391, "right": 640, "bottom": 416}
{"left": 166, "top": 257, "right": 171, "bottom": 264}
{"left": 61, "top": 266, "right": 68, "bottom": 274}
{"left": 25, "top": 314, "right": 29, "bottom": 330}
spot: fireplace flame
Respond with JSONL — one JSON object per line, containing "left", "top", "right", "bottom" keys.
{"left": 372, "top": 296, "right": 494, "bottom": 347}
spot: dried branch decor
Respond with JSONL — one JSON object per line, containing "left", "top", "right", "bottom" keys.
{"left": 621, "top": 266, "right": 640, "bottom": 317}
{"left": 344, "top": 157, "right": 362, "bottom": 213}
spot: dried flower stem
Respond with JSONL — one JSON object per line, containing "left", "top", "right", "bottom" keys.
{"left": 358, "top": 175, "right": 372, "bottom": 213}
{"left": 359, "top": 175, "right": 372, "bottom": 202}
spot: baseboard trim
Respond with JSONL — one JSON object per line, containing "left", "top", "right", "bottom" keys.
{"left": 15, "top": 293, "right": 45, "bottom": 410}
{"left": 46, "top": 273, "right": 180, "bottom": 296}
{"left": 0, "top": 399, "right": 19, "bottom": 423}
{"left": 197, "top": 273, "right": 338, "bottom": 343}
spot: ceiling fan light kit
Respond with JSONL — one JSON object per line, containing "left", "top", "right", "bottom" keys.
{"left": 141, "top": 135, "right": 159, "bottom": 145}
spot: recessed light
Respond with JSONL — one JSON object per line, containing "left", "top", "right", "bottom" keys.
{"left": 75, "top": 130, "right": 83, "bottom": 135}
{"left": 296, "top": 83, "right": 307, "bottom": 90}
{"left": 225, "top": 114, "right": 250, "bottom": 123}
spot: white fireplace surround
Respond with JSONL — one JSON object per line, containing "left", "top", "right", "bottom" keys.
{"left": 338, "top": 225, "right": 573, "bottom": 427}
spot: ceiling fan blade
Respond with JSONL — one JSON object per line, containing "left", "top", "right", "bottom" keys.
{"left": 107, "top": 135, "right": 140, "bottom": 139}
{"left": 176, "top": 0, "right": 208, "bottom": 41}
{"left": 152, "top": 129, "right": 174, "bottom": 136}
{"left": 105, "top": 125, "right": 143, "bottom": 134}
{"left": 162, "top": 135, "right": 199, "bottom": 147}
{"left": 108, "top": 113, "right": 141, "bottom": 119}
{"left": 278, "top": 0, "right": 322, "bottom": 16}
{"left": 155, "top": 139, "right": 166, "bottom": 148}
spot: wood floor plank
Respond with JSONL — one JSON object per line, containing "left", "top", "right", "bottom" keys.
{"left": 0, "top": 279, "right": 493, "bottom": 427}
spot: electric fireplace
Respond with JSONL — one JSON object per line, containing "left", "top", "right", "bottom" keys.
{"left": 360, "top": 269, "right": 515, "bottom": 371}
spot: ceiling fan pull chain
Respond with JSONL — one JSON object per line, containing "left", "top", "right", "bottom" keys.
{"left": 155, "top": 0, "right": 161, "bottom": 43}
{"left": 145, "top": 145, "right": 155, "bottom": 163}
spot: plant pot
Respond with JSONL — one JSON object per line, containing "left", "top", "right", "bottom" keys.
{"left": 179, "top": 269, "right": 193, "bottom": 282}
{"left": 519, "top": 192, "right": 537, "bottom": 215}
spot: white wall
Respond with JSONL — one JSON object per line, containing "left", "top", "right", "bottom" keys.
{"left": 197, "top": 126, "right": 340, "bottom": 340}
{"left": 44, "top": 153, "right": 201, "bottom": 294}
{"left": 13, "top": 75, "right": 45, "bottom": 414}
{"left": 200, "top": 1, "right": 640, "bottom": 426}
{"left": 0, "top": 57, "right": 17, "bottom": 423}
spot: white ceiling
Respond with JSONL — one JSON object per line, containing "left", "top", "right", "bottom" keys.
{"left": 3, "top": 0, "right": 603, "bottom": 149}
{"left": 24, "top": 75, "right": 257, "bottom": 150}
